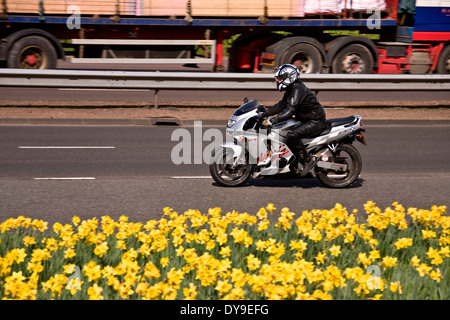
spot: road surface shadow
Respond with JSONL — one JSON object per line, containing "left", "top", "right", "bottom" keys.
{"left": 212, "top": 177, "right": 365, "bottom": 189}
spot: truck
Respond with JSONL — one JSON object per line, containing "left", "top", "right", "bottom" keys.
{"left": 0, "top": 0, "right": 449, "bottom": 74}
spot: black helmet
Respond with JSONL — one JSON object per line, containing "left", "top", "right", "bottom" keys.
{"left": 274, "top": 64, "right": 300, "bottom": 91}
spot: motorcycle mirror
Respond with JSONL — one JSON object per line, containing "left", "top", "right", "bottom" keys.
{"left": 243, "top": 96, "right": 248, "bottom": 103}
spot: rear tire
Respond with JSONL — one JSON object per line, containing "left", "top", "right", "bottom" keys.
{"left": 316, "top": 144, "right": 362, "bottom": 188}
{"left": 7, "top": 36, "right": 57, "bottom": 69}
{"left": 209, "top": 148, "right": 252, "bottom": 187}
{"left": 332, "top": 44, "right": 374, "bottom": 74}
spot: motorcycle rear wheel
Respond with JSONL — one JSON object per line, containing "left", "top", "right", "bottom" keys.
{"left": 209, "top": 147, "right": 252, "bottom": 187}
{"left": 316, "top": 143, "right": 362, "bottom": 188}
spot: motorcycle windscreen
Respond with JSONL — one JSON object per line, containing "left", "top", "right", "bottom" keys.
{"left": 233, "top": 100, "right": 260, "bottom": 116}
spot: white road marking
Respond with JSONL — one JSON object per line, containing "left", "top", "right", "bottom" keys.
{"left": 58, "top": 88, "right": 149, "bottom": 92}
{"left": 171, "top": 176, "right": 212, "bottom": 179}
{"left": 19, "top": 146, "right": 116, "bottom": 149}
{"left": 34, "top": 177, "right": 96, "bottom": 180}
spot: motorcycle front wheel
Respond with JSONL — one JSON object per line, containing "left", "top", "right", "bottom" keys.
{"left": 209, "top": 147, "right": 252, "bottom": 187}
{"left": 316, "top": 143, "right": 362, "bottom": 188}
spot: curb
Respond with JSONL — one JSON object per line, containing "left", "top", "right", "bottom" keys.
{"left": 1, "top": 101, "right": 450, "bottom": 109}
{"left": 183, "top": 119, "right": 450, "bottom": 126}
{"left": 1, "top": 118, "right": 450, "bottom": 126}
{"left": 355, "top": 119, "right": 450, "bottom": 126}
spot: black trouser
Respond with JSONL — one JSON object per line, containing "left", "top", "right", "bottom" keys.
{"left": 286, "top": 120, "right": 326, "bottom": 161}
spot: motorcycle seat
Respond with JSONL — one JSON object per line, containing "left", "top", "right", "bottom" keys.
{"left": 318, "top": 124, "right": 332, "bottom": 136}
{"left": 317, "top": 116, "right": 356, "bottom": 136}
{"left": 326, "top": 116, "right": 356, "bottom": 128}
{"left": 278, "top": 116, "right": 357, "bottom": 138}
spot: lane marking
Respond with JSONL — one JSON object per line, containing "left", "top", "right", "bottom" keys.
{"left": 58, "top": 89, "right": 149, "bottom": 92}
{"left": 19, "top": 146, "right": 116, "bottom": 149}
{"left": 171, "top": 176, "right": 212, "bottom": 179}
{"left": 34, "top": 177, "right": 96, "bottom": 180}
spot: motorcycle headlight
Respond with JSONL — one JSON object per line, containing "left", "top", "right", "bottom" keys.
{"left": 227, "top": 119, "right": 236, "bottom": 128}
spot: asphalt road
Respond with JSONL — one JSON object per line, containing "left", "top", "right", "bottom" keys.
{"left": 0, "top": 124, "right": 449, "bottom": 226}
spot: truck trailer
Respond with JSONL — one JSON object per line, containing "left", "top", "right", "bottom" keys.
{"left": 0, "top": 0, "right": 449, "bottom": 74}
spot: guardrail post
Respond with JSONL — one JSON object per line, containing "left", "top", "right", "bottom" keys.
{"left": 154, "top": 89, "right": 159, "bottom": 108}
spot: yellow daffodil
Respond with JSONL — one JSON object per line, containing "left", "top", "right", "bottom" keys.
{"left": 0, "top": 201, "right": 448, "bottom": 300}
{"left": 382, "top": 256, "right": 398, "bottom": 269}
{"left": 87, "top": 283, "right": 104, "bottom": 300}
{"left": 219, "top": 246, "right": 231, "bottom": 257}
{"left": 394, "top": 237, "right": 413, "bottom": 250}
{"left": 23, "top": 236, "right": 36, "bottom": 247}
{"left": 160, "top": 257, "right": 170, "bottom": 267}
{"left": 389, "top": 281, "right": 402, "bottom": 294}
{"left": 329, "top": 245, "right": 341, "bottom": 257}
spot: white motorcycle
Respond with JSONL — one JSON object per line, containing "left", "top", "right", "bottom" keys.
{"left": 209, "top": 98, "right": 367, "bottom": 188}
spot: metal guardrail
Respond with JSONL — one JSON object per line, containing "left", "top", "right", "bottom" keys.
{"left": 0, "top": 69, "right": 449, "bottom": 107}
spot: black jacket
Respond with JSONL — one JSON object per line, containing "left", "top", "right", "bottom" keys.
{"left": 263, "top": 80, "right": 326, "bottom": 124}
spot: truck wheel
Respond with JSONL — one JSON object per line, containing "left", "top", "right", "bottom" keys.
{"left": 332, "top": 44, "right": 374, "bottom": 74}
{"left": 437, "top": 45, "right": 450, "bottom": 74}
{"left": 279, "top": 43, "right": 323, "bottom": 73}
{"left": 7, "top": 36, "right": 57, "bottom": 69}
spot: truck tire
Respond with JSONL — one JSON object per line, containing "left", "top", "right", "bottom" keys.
{"left": 279, "top": 43, "right": 323, "bottom": 73}
{"left": 437, "top": 45, "right": 450, "bottom": 74}
{"left": 332, "top": 44, "right": 374, "bottom": 74}
{"left": 7, "top": 36, "right": 57, "bottom": 69}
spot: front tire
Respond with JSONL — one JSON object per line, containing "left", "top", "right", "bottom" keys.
{"left": 7, "top": 36, "right": 57, "bottom": 69}
{"left": 316, "top": 143, "right": 362, "bottom": 188}
{"left": 209, "top": 148, "right": 252, "bottom": 187}
{"left": 437, "top": 45, "right": 450, "bottom": 74}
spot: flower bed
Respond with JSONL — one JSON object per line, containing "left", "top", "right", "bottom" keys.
{"left": 0, "top": 201, "right": 448, "bottom": 300}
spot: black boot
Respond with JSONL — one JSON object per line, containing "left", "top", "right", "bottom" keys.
{"left": 288, "top": 138, "right": 314, "bottom": 177}
{"left": 293, "top": 145, "right": 315, "bottom": 177}
{"left": 299, "top": 154, "right": 314, "bottom": 177}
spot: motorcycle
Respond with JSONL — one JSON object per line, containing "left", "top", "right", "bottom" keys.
{"left": 209, "top": 98, "right": 367, "bottom": 188}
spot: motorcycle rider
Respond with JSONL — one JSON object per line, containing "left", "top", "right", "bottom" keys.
{"left": 261, "top": 64, "right": 327, "bottom": 176}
